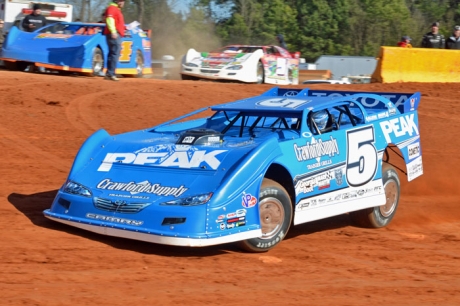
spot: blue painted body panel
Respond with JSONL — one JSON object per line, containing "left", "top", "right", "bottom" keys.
{"left": 1, "top": 22, "right": 152, "bottom": 74}
{"left": 43, "top": 87, "right": 423, "bottom": 246}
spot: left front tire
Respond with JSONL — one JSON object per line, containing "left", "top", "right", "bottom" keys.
{"left": 238, "top": 178, "right": 292, "bottom": 252}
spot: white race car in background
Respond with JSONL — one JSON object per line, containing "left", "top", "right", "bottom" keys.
{"left": 181, "top": 45, "right": 300, "bottom": 85}
{"left": 302, "top": 79, "right": 351, "bottom": 85}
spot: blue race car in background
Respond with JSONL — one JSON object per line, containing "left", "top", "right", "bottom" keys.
{"left": 43, "top": 87, "right": 423, "bottom": 252}
{"left": 1, "top": 22, "right": 152, "bottom": 77}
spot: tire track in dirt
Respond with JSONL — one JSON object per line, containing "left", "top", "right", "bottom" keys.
{"left": 0, "top": 124, "right": 70, "bottom": 172}
{"left": 64, "top": 89, "right": 116, "bottom": 136}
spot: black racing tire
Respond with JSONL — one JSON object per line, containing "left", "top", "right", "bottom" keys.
{"left": 17, "top": 62, "right": 29, "bottom": 71}
{"left": 349, "top": 163, "right": 400, "bottom": 228}
{"left": 256, "top": 61, "right": 264, "bottom": 84}
{"left": 91, "top": 47, "right": 104, "bottom": 76}
{"left": 238, "top": 178, "right": 292, "bottom": 252}
{"left": 5, "top": 61, "right": 29, "bottom": 71}
{"left": 4, "top": 61, "right": 18, "bottom": 71}
{"left": 181, "top": 74, "right": 199, "bottom": 81}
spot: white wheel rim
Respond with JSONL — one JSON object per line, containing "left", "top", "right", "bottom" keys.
{"left": 259, "top": 197, "right": 284, "bottom": 239}
{"left": 93, "top": 53, "right": 103, "bottom": 73}
{"left": 136, "top": 54, "right": 143, "bottom": 75}
{"left": 380, "top": 179, "right": 398, "bottom": 217}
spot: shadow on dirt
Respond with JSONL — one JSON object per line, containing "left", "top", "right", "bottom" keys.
{"left": 8, "top": 190, "right": 353, "bottom": 256}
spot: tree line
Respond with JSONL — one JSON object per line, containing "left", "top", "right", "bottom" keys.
{"left": 70, "top": 0, "right": 460, "bottom": 61}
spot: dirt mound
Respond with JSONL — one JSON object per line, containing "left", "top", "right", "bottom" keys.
{"left": 1, "top": 71, "right": 459, "bottom": 305}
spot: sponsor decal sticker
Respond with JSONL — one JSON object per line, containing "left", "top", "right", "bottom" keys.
{"left": 97, "top": 179, "right": 188, "bottom": 197}
{"left": 36, "top": 33, "right": 72, "bottom": 39}
{"left": 294, "top": 136, "right": 339, "bottom": 162}
{"left": 236, "top": 209, "right": 247, "bottom": 217}
{"left": 242, "top": 193, "right": 257, "bottom": 208}
{"left": 256, "top": 98, "right": 311, "bottom": 109}
{"left": 378, "top": 112, "right": 390, "bottom": 119}
{"left": 86, "top": 213, "right": 143, "bottom": 226}
{"left": 379, "top": 114, "right": 419, "bottom": 143}
{"left": 227, "top": 217, "right": 245, "bottom": 224}
{"left": 98, "top": 145, "right": 227, "bottom": 171}
{"left": 182, "top": 136, "right": 195, "bottom": 143}
{"left": 410, "top": 98, "right": 415, "bottom": 110}
{"left": 335, "top": 169, "right": 343, "bottom": 186}
{"left": 309, "top": 92, "right": 410, "bottom": 108}
{"left": 407, "top": 156, "right": 423, "bottom": 181}
{"left": 407, "top": 142, "right": 421, "bottom": 159}
{"left": 295, "top": 169, "right": 338, "bottom": 195}
{"left": 226, "top": 212, "right": 237, "bottom": 218}
{"left": 366, "top": 114, "right": 378, "bottom": 121}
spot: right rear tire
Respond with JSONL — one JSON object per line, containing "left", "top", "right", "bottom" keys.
{"left": 349, "top": 163, "right": 400, "bottom": 228}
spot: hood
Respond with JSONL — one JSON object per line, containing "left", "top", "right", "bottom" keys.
{"left": 70, "top": 129, "right": 262, "bottom": 203}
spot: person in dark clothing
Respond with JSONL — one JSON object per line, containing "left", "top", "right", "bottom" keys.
{"left": 421, "top": 22, "right": 445, "bottom": 48}
{"left": 22, "top": 4, "right": 47, "bottom": 32}
{"left": 445, "top": 25, "right": 460, "bottom": 49}
{"left": 276, "top": 34, "right": 288, "bottom": 50}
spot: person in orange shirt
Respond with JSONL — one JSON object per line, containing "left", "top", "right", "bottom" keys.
{"left": 397, "top": 36, "right": 412, "bottom": 48}
{"left": 103, "top": 0, "right": 126, "bottom": 81}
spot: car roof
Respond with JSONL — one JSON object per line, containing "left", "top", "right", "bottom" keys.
{"left": 211, "top": 95, "right": 342, "bottom": 115}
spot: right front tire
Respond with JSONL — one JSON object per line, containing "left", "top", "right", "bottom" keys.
{"left": 238, "top": 178, "right": 292, "bottom": 252}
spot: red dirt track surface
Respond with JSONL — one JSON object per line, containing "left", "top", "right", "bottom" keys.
{"left": 1, "top": 71, "right": 459, "bottom": 305}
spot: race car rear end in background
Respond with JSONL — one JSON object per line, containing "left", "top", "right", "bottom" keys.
{"left": 1, "top": 21, "right": 152, "bottom": 77}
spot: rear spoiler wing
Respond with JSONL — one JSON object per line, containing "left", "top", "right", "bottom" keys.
{"left": 260, "top": 87, "right": 421, "bottom": 113}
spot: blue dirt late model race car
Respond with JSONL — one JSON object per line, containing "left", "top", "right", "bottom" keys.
{"left": 43, "top": 87, "right": 423, "bottom": 252}
{"left": 1, "top": 22, "right": 152, "bottom": 77}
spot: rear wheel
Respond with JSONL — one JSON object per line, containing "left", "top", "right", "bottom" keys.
{"left": 256, "top": 61, "right": 264, "bottom": 84}
{"left": 134, "top": 50, "right": 144, "bottom": 77}
{"left": 124, "top": 50, "right": 144, "bottom": 78}
{"left": 349, "top": 163, "right": 400, "bottom": 228}
{"left": 238, "top": 178, "right": 292, "bottom": 252}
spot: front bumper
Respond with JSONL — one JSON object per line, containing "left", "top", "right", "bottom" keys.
{"left": 181, "top": 65, "right": 256, "bottom": 83}
{"left": 43, "top": 210, "right": 260, "bottom": 247}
